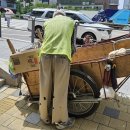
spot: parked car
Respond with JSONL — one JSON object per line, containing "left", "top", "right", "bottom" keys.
{"left": 22, "top": 8, "right": 45, "bottom": 20}
{"left": 28, "top": 8, "right": 113, "bottom": 42}
{"left": 30, "top": 8, "right": 45, "bottom": 18}
{"left": 22, "top": 12, "right": 31, "bottom": 20}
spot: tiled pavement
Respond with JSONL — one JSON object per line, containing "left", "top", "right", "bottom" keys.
{"left": 0, "top": 82, "right": 130, "bottom": 130}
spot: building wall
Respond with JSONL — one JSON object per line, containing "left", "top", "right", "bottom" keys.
{"left": 123, "top": 0, "right": 130, "bottom": 9}
{"left": 1, "top": 0, "right": 7, "bottom": 7}
{"left": 95, "top": 0, "right": 104, "bottom": 4}
{"left": 49, "top": 0, "right": 57, "bottom": 4}
{"left": 33, "top": 0, "right": 57, "bottom": 4}
{"left": 57, "top": 0, "right": 91, "bottom": 5}
{"left": 57, "top": 0, "right": 118, "bottom": 6}
{"left": 0, "top": 0, "right": 16, "bottom": 10}
{"left": 109, "top": 0, "right": 119, "bottom": 4}
{"left": 95, "top": 0, "right": 119, "bottom": 9}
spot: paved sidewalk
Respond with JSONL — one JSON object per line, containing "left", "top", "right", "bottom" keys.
{"left": 0, "top": 78, "right": 130, "bottom": 130}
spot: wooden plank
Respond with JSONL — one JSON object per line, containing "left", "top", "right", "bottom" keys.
{"left": 72, "top": 38, "right": 130, "bottom": 64}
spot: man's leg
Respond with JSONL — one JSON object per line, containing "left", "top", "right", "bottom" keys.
{"left": 39, "top": 55, "right": 52, "bottom": 123}
{"left": 52, "top": 56, "right": 70, "bottom": 123}
{"left": 8, "top": 18, "right": 10, "bottom": 27}
{"left": 7, "top": 18, "right": 9, "bottom": 27}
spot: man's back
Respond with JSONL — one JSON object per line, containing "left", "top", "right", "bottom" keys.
{"left": 40, "top": 15, "right": 75, "bottom": 60}
{"left": 5, "top": 12, "right": 11, "bottom": 18}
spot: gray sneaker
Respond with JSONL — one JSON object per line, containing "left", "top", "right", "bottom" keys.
{"left": 55, "top": 118, "right": 75, "bottom": 129}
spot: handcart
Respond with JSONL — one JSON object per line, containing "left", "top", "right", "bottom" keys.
{"left": 7, "top": 34, "right": 130, "bottom": 118}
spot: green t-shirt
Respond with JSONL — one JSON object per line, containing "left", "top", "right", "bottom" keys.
{"left": 39, "top": 15, "right": 75, "bottom": 61}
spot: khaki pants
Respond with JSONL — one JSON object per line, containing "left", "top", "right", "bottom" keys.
{"left": 39, "top": 54, "right": 70, "bottom": 123}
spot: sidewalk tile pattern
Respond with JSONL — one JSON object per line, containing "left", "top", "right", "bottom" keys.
{"left": 0, "top": 98, "right": 16, "bottom": 115}
{"left": 0, "top": 84, "right": 130, "bottom": 130}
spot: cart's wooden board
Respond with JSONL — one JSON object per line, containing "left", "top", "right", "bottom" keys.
{"left": 72, "top": 38, "right": 130, "bottom": 64}
{"left": 23, "top": 70, "right": 39, "bottom": 96}
{"left": 72, "top": 38, "right": 130, "bottom": 78}
{"left": 24, "top": 36, "right": 130, "bottom": 97}
{"left": 72, "top": 54, "right": 130, "bottom": 88}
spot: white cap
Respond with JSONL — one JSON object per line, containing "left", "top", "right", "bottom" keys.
{"left": 53, "top": 9, "right": 66, "bottom": 17}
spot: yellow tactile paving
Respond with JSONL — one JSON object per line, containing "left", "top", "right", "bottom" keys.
{"left": 0, "top": 98, "right": 16, "bottom": 115}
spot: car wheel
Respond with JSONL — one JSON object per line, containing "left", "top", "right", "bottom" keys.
{"left": 82, "top": 32, "right": 96, "bottom": 44}
{"left": 35, "top": 27, "right": 44, "bottom": 38}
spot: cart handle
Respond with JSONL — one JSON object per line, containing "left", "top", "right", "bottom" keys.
{"left": 7, "top": 39, "right": 16, "bottom": 54}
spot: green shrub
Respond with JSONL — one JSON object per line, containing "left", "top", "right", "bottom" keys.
{"left": 34, "top": 3, "right": 56, "bottom": 8}
{"left": 75, "top": 7, "right": 82, "bottom": 11}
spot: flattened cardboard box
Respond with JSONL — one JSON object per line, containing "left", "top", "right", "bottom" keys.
{"left": 10, "top": 49, "right": 39, "bottom": 74}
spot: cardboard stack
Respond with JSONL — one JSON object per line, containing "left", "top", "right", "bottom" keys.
{"left": 10, "top": 49, "right": 39, "bottom": 74}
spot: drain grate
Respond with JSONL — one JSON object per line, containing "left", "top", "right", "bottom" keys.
{"left": 0, "top": 98, "right": 16, "bottom": 115}
{"left": 103, "top": 106, "right": 120, "bottom": 119}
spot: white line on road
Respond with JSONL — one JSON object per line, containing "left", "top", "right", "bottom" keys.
{"left": 2, "top": 37, "right": 32, "bottom": 43}
{"left": 2, "top": 33, "right": 30, "bottom": 37}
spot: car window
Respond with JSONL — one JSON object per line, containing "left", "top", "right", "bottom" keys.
{"left": 78, "top": 14, "right": 93, "bottom": 23}
{"left": 45, "top": 11, "right": 54, "bottom": 18}
{"left": 66, "top": 13, "right": 81, "bottom": 21}
{"left": 26, "top": 12, "right": 31, "bottom": 15}
{"left": 31, "top": 11, "right": 44, "bottom": 17}
{"left": 66, "top": 12, "right": 93, "bottom": 23}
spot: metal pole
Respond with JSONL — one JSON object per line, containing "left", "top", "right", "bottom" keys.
{"left": 31, "top": 17, "right": 35, "bottom": 43}
{"left": 129, "top": 25, "right": 130, "bottom": 35}
{"left": 18, "top": 0, "right": 21, "bottom": 19}
{"left": 0, "top": 14, "right": 1, "bottom": 37}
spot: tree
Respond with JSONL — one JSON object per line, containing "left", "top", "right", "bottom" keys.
{"left": 103, "top": 0, "right": 109, "bottom": 9}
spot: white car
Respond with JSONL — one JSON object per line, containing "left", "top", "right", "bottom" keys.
{"left": 27, "top": 8, "right": 113, "bottom": 42}
{"left": 22, "top": 12, "right": 31, "bottom": 20}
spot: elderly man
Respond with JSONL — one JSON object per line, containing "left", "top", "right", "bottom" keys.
{"left": 39, "top": 9, "right": 86, "bottom": 129}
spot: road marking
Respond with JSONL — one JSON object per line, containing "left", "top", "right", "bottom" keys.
{"left": 2, "top": 37, "right": 32, "bottom": 43}
{"left": 1, "top": 18, "right": 28, "bottom": 31}
{"left": 2, "top": 33, "right": 30, "bottom": 37}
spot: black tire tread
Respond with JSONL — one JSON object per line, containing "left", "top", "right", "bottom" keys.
{"left": 68, "top": 69, "right": 100, "bottom": 118}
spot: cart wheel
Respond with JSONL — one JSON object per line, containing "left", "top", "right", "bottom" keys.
{"left": 68, "top": 69, "right": 100, "bottom": 118}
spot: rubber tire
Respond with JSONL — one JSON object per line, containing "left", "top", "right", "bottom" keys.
{"left": 82, "top": 32, "right": 96, "bottom": 43}
{"left": 35, "top": 27, "right": 44, "bottom": 38}
{"left": 68, "top": 69, "right": 100, "bottom": 118}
